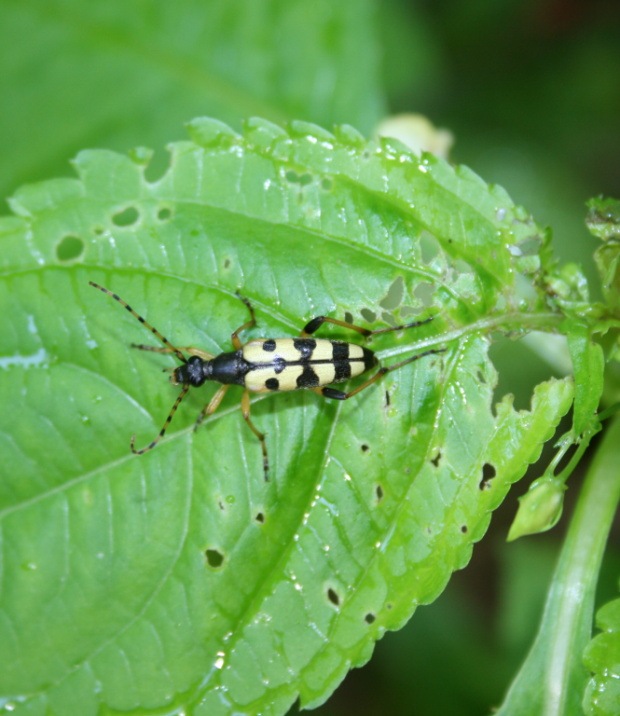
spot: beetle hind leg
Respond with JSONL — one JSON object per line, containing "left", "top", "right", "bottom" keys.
{"left": 241, "top": 389, "right": 269, "bottom": 481}
{"left": 313, "top": 349, "right": 445, "bottom": 401}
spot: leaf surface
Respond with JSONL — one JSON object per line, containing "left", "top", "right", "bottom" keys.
{"left": 0, "top": 118, "right": 574, "bottom": 714}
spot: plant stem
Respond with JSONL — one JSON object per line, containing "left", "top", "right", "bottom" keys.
{"left": 496, "top": 416, "right": 620, "bottom": 716}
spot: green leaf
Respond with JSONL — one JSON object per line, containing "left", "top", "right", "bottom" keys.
{"left": 1, "top": 118, "right": 574, "bottom": 714}
{"left": 588, "top": 196, "right": 620, "bottom": 310}
{"left": 584, "top": 598, "right": 620, "bottom": 715}
{"left": 565, "top": 321, "right": 605, "bottom": 437}
{"left": 0, "top": 0, "right": 385, "bottom": 200}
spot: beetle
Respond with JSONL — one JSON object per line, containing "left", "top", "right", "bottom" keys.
{"left": 89, "top": 281, "right": 444, "bottom": 480}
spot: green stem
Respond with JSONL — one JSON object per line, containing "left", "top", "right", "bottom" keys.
{"left": 496, "top": 416, "right": 620, "bottom": 716}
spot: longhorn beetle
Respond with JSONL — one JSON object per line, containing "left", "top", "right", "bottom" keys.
{"left": 89, "top": 281, "right": 445, "bottom": 480}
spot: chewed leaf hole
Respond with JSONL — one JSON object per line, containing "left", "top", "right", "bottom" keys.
{"left": 413, "top": 282, "right": 436, "bottom": 308}
{"left": 112, "top": 206, "right": 139, "bottom": 227}
{"left": 431, "top": 450, "right": 441, "bottom": 467}
{"left": 56, "top": 235, "right": 84, "bottom": 262}
{"left": 321, "top": 177, "right": 333, "bottom": 191}
{"left": 375, "top": 484, "right": 384, "bottom": 502}
{"left": 379, "top": 275, "right": 404, "bottom": 310}
{"left": 326, "top": 588, "right": 341, "bottom": 607}
{"left": 361, "top": 443, "right": 369, "bottom": 452}
{"left": 205, "top": 548, "right": 225, "bottom": 568}
{"left": 365, "top": 612, "right": 376, "bottom": 624}
{"left": 479, "top": 462, "right": 496, "bottom": 490}
{"left": 254, "top": 512, "right": 265, "bottom": 524}
{"left": 285, "top": 170, "right": 313, "bottom": 186}
{"left": 360, "top": 308, "right": 377, "bottom": 324}
{"left": 461, "top": 524, "right": 468, "bottom": 534}
{"left": 157, "top": 207, "right": 172, "bottom": 221}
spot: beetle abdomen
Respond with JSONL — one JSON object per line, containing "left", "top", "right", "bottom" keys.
{"left": 242, "top": 338, "right": 376, "bottom": 393}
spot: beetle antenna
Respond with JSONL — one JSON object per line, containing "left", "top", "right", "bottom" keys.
{"left": 130, "top": 384, "right": 191, "bottom": 454}
{"left": 89, "top": 281, "right": 186, "bottom": 363}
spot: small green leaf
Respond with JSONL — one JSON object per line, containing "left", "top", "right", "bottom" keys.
{"left": 565, "top": 320, "right": 605, "bottom": 437}
{"left": 584, "top": 598, "right": 620, "bottom": 716}
{"left": 1, "top": 119, "right": 576, "bottom": 714}
{"left": 588, "top": 196, "right": 620, "bottom": 311}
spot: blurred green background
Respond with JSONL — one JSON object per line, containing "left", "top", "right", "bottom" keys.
{"left": 2, "top": 1, "right": 619, "bottom": 713}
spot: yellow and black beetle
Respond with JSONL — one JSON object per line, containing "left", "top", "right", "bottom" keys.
{"left": 90, "top": 282, "right": 444, "bottom": 479}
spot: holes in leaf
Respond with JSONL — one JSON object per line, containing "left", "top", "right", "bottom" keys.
{"left": 326, "top": 587, "right": 341, "bottom": 607}
{"left": 479, "top": 463, "right": 496, "bottom": 490}
{"left": 360, "top": 308, "right": 376, "bottom": 324}
{"left": 375, "top": 484, "right": 384, "bottom": 502}
{"left": 321, "top": 178, "right": 333, "bottom": 191}
{"left": 365, "top": 612, "right": 376, "bottom": 624}
{"left": 413, "top": 282, "right": 436, "bottom": 308}
{"left": 112, "top": 206, "right": 139, "bottom": 227}
{"left": 380, "top": 311, "right": 397, "bottom": 327}
{"left": 361, "top": 444, "right": 369, "bottom": 453}
{"left": 222, "top": 257, "right": 233, "bottom": 270}
{"left": 93, "top": 226, "right": 105, "bottom": 235}
{"left": 385, "top": 390, "right": 391, "bottom": 407}
{"left": 379, "top": 276, "right": 404, "bottom": 310}
{"left": 143, "top": 148, "right": 171, "bottom": 183}
{"left": 56, "top": 235, "right": 84, "bottom": 262}
{"left": 517, "top": 237, "right": 541, "bottom": 256}
{"left": 218, "top": 500, "right": 226, "bottom": 511}
{"left": 254, "top": 512, "right": 265, "bottom": 524}
{"left": 461, "top": 524, "right": 468, "bottom": 534}
{"left": 205, "top": 548, "right": 225, "bottom": 568}
{"left": 430, "top": 450, "right": 441, "bottom": 467}
{"left": 285, "top": 170, "right": 313, "bottom": 186}
{"left": 344, "top": 311, "right": 354, "bottom": 324}
{"left": 157, "top": 207, "right": 172, "bottom": 221}
{"left": 419, "top": 231, "right": 441, "bottom": 263}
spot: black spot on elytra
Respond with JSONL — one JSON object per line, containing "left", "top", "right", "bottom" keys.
{"left": 333, "top": 360, "right": 351, "bottom": 381}
{"left": 296, "top": 365, "right": 319, "bottom": 388}
{"left": 293, "top": 338, "right": 316, "bottom": 360}
{"left": 332, "top": 342, "right": 349, "bottom": 360}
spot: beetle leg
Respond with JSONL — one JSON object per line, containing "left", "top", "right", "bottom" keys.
{"left": 241, "top": 389, "right": 269, "bottom": 481}
{"left": 313, "top": 349, "right": 445, "bottom": 401}
{"left": 195, "top": 384, "right": 230, "bottom": 429}
{"left": 300, "top": 314, "right": 436, "bottom": 339}
{"left": 130, "top": 383, "right": 191, "bottom": 454}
